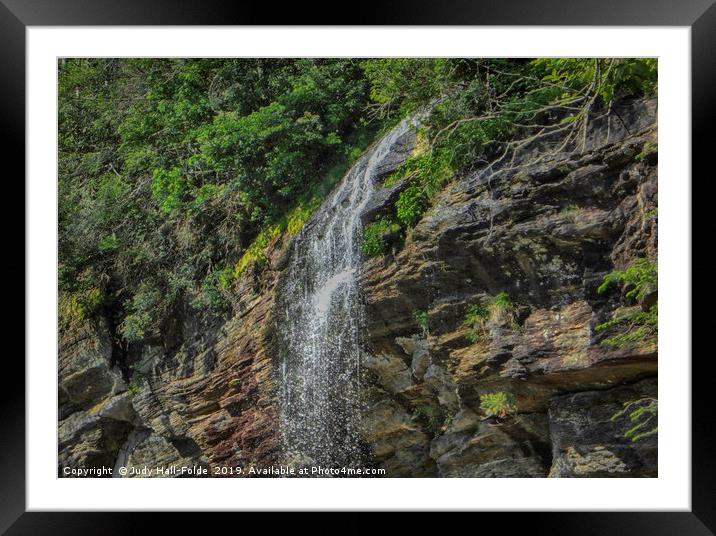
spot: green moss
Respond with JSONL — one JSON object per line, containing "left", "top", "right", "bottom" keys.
{"left": 234, "top": 199, "right": 319, "bottom": 279}
{"left": 229, "top": 378, "right": 242, "bottom": 389}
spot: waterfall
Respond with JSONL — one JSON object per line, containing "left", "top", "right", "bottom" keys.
{"left": 277, "top": 120, "right": 411, "bottom": 471}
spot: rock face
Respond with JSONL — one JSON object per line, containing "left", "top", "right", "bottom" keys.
{"left": 58, "top": 98, "right": 657, "bottom": 477}
{"left": 359, "top": 98, "right": 658, "bottom": 477}
{"left": 548, "top": 378, "right": 657, "bottom": 477}
{"left": 58, "top": 233, "right": 293, "bottom": 477}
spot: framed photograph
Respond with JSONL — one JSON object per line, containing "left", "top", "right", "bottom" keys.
{"left": 8, "top": 0, "right": 710, "bottom": 529}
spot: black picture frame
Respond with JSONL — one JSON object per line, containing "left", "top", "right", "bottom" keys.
{"left": 5, "top": 0, "right": 711, "bottom": 531}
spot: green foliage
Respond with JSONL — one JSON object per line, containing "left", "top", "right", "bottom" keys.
{"left": 191, "top": 267, "right": 233, "bottom": 315}
{"left": 596, "top": 305, "right": 658, "bottom": 349}
{"left": 59, "top": 286, "right": 103, "bottom": 326}
{"left": 395, "top": 184, "right": 429, "bottom": 228}
{"left": 362, "top": 59, "right": 451, "bottom": 118}
{"left": 234, "top": 150, "right": 369, "bottom": 278}
{"left": 387, "top": 149, "right": 454, "bottom": 227}
{"left": 596, "top": 258, "right": 658, "bottom": 349}
{"left": 414, "top": 309, "right": 429, "bottom": 331}
{"left": 480, "top": 392, "right": 517, "bottom": 418}
{"left": 611, "top": 397, "right": 657, "bottom": 442}
{"left": 362, "top": 217, "right": 402, "bottom": 257}
{"left": 560, "top": 204, "right": 580, "bottom": 222}
{"left": 463, "top": 301, "right": 490, "bottom": 343}
{"left": 636, "top": 141, "right": 658, "bottom": 161}
{"left": 127, "top": 365, "right": 145, "bottom": 396}
{"left": 489, "top": 292, "right": 515, "bottom": 325}
{"left": 463, "top": 293, "right": 516, "bottom": 342}
{"left": 59, "top": 57, "right": 658, "bottom": 348}
{"left": 531, "top": 58, "right": 657, "bottom": 105}
{"left": 492, "top": 292, "right": 513, "bottom": 311}
{"left": 97, "top": 233, "right": 120, "bottom": 252}
{"left": 465, "top": 302, "right": 490, "bottom": 324}
{"left": 59, "top": 58, "right": 373, "bottom": 341}
{"left": 151, "top": 166, "right": 188, "bottom": 215}
{"left": 384, "top": 148, "right": 452, "bottom": 190}
{"left": 119, "top": 283, "right": 164, "bottom": 342}
{"left": 597, "top": 258, "right": 657, "bottom": 302}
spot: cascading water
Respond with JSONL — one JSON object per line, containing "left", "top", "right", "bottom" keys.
{"left": 277, "top": 120, "right": 412, "bottom": 471}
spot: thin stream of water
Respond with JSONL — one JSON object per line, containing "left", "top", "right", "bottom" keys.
{"left": 276, "top": 120, "right": 411, "bottom": 470}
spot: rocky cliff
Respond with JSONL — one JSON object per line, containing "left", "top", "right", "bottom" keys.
{"left": 58, "top": 98, "right": 657, "bottom": 477}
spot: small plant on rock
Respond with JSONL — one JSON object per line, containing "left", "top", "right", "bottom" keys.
{"left": 127, "top": 365, "right": 145, "bottom": 397}
{"left": 611, "top": 397, "right": 657, "bottom": 442}
{"left": 635, "top": 141, "right": 658, "bottom": 161}
{"left": 595, "top": 305, "right": 658, "bottom": 349}
{"left": 463, "top": 301, "right": 489, "bottom": 342}
{"left": 229, "top": 378, "right": 242, "bottom": 390}
{"left": 560, "top": 204, "right": 580, "bottom": 222}
{"left": 490, "top": 292, "right": 514, "bottom": 324}
{"left": 597, "top": 258, "right": 656, "bottom": 301}
{"left": 414, "top": 309, "right": 429, "bottom": 332}
{"left": 595, "top": 258, "right": 658, "bottom": 349}
{"left": 362, "top": 217, "right": 402, "bottom": 258}
{"left": 480, "top": 391, "right": 517, "bottom": 418}
{"left": 414, "top": 404, "right": 441, "bottom": 430}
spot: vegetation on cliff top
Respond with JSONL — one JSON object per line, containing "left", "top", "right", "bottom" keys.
{"left": 60, "top": 59, "right": 373, "bottom": 341}
{"left": 59, "top": 58, "right": 657, "bottom": 347}
{"left": 365, "top": 58, "right": 657, "bottom": 251}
